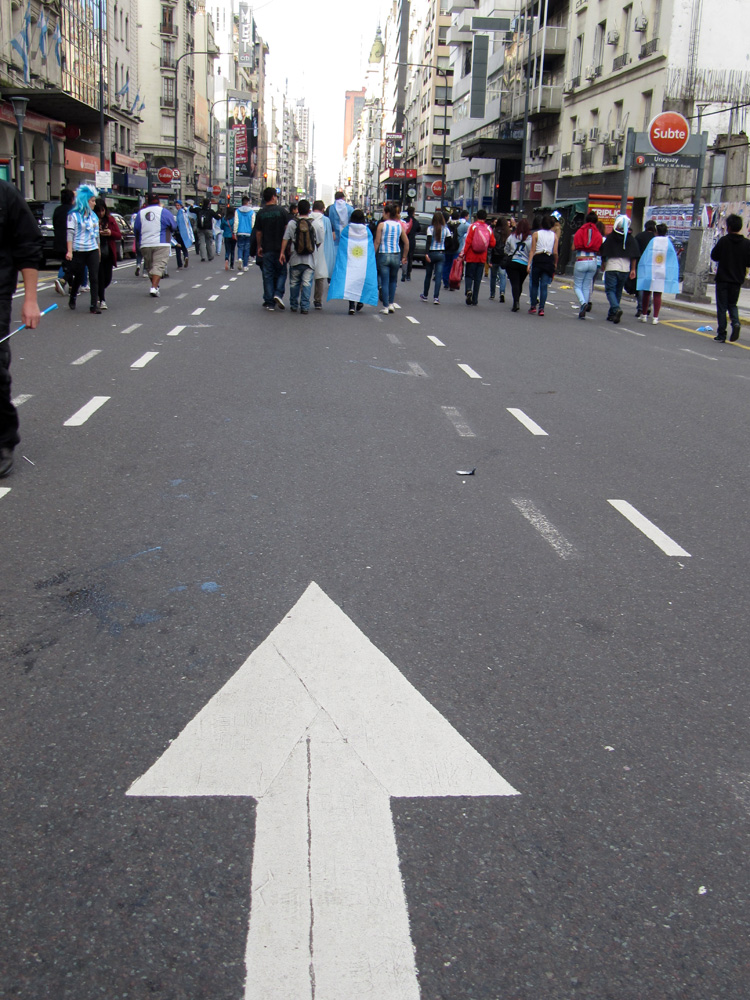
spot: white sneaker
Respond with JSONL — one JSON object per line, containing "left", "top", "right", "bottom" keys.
{"left": 149, "top": 286, "right": 160, "bottom": 297}
{"left": 99, "top": 300, "right": 108, "bottom": 310}
{"left": 652, "top": 316, "right": 659, "bottom": 324}
{"left": 388, "top": 304, "right": 396, "bottom": 313}
{"left": 381, "top": 307, "right": 390, "bottom": 315}
{"left": 392, "top": 302, "right": 401, "bottom": 309}
{"left": 237, "top": 263, "right": 243, "bottom": 272}
{"left": 54, "top": 278, "right": 66, "bottom": 295}
{"left": 639, "top": 315, "right": 648, "bottom": 323}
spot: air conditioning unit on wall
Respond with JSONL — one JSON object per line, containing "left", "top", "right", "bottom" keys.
{"left": 634, "top": 15, "right": 648, "bottom": 31}
{"left": 606, "top": 29, "right": 620, "bottom": 45}
{"left": 572, "top": 129, "right": 586, "bottom": 145}
{"left": 585, "top": 65, "right": 597, "bottom": 81}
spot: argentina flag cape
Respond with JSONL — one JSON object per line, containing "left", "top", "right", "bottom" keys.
{"left": 177, "top": 208, "right": 195, "bottom": 248}
{"left": 327, "top": 223, "right": 379, "bottom": 305}
{"left": 636, "top": 235, "right": 679, "bottom": 293}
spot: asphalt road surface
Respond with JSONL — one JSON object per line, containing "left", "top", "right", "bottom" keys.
{"left": 2, "top": 257, "right": 749, "bottom": 1000}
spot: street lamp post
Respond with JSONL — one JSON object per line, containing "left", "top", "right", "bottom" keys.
{"left": 395, "top": 62, "right": 453, "bottom": 210}
{"left": 10, "top": 97, "right": 29, "bottom": 197}
{"left": 172, "top": 49, "right": 214, "bottom": 197}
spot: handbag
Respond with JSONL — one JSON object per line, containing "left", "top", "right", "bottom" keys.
{"left": 448, "top": 255, "right": 464, "bottom": 290}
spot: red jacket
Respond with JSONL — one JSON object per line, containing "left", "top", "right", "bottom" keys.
{"left": 461, "top": 221, "right": 495, "bottom": 263}
{"left": 99, "top": 213, "right": 122, "bottom": 266}
{"left": 573, "top": 222, "right": 603, "bottom": 253}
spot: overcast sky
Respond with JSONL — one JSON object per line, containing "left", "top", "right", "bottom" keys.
{"left": 253, "top": 0, "right": 386, "bottom": 192}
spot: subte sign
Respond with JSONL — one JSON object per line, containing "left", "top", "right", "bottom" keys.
{"left": 648, "top": 111, "right": 690, "bottom": 155}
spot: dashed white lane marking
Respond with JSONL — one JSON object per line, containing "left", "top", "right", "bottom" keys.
{"left": 12, "top": 394, "right": 33, "bottom": 406}
{"left": 176, "top": 293, "right": 188, "bottom": 299}
{"left": 167, "top": 325, "right": 185, "bottom": 337}
{"left": 192, "top": 307, "right": 205, "bottom": 315}
{"left": 204, "top": 275, "right": 213, "bottom": 280}
{"left": 387, "top": 334, "right": 402, "bottom": 345}
{"left": 406, "top": 361, "right": 428, "bottom": 377}
{"left": 121, "top": 323, "right": 141, "bottom": 334}
{"left": 208, "top": 295, "right": 219, "bottom": 301}
{"left": 192, "top": 284, "right": 203, "bottom": 288}
{"left": 507, "top": 408, "right": 549, "bottom": 436}
{"left": 131, "top": 351, "right": 159, "bottom": 369}
{"left": 458, "top": 363, "right": 482, "bottom": 379}
{"left": 230, "top": 277, "right": 238, "bottom": 282}
{"left": 406, "top": 316, "right": 420, "bottom": 325}
{"left": 71, "top": 350, "right": 101, "bottom": 366}
{"left": 441, "top": 406, "right": 476, "bottom": 438}
{"left": 154, "top": 305, "right": 169, "bottom": 313}
{"left": 221, "top": 285, "right": 230, "bottom": 290}
{"left": 510, "top": 498, "right": 577, "bottom": 560}
{"left": 682, "top": 348, "right": 718, "bottom": 361}
{"left": 618, "top": 327, "right": 646, "bottom": 337}
{"left": 0, "top": 488, "right": 10, "bottom": 500}
{"left": 427, "top": 335, "right": 445, "bottom": 347}
{"left": 64, "top": 396, "right": 110, "bottom": 426}
{"left": 607, "top": 499, "right": 691, "bottom": 557}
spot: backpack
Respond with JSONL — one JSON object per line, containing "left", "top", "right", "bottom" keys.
{"left": 444, "top": 221, "right": 458, "bottom": 253}
{"left": 470, "top": 223, "right": 491, "bottom": 255}
{"left": 294, "top": 217, "right": 316, "bottom": 255}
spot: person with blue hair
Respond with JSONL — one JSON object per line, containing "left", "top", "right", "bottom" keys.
{"left": 66, "top": 184, "right": 101, "bottom": 312}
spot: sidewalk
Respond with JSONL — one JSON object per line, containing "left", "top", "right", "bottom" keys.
{"left": 584, "top": 280, "right": 750, "bottom": 326}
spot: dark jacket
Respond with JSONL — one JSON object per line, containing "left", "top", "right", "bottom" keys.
{"left": 254, "top": 204, "right": 290, "bottom": 255}
{"left": 53, "top": 203, "right": 72, "bottom": 255}
{"left": 635, "top": 229, "right": 654, "bottom": 257}
{"left": 404, "top": 216, "right": 420, "bottom": 247}
{"left": 0, "top": 180, "right": 43, "bottom": 301}
{"left": 600, "top": 230, "right": 639, "bottom": 265}
{"left": 711, "top": 232, "right": 750, "bottom": 286}
{"left": 197, "top": 207, "right": 219, "bottom": 231}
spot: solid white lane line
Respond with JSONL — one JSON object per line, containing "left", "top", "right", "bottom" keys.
{"left": 406, "top": 316, "right": 420, "bottom": 324}
{"left": 406, "top": 361, "right": 428, "bottom": 377}
{"left": 458, "top": 363, "right": 482, "bottom": 379}
{"left": 511, "top": 498, "right": 577, "bottom": 560}
{"left": 64, "top": 396, "right": 110, "bottom": 426}
{"left": 507, "top": 408, "right": 549, "bottom": 436}
{"left": 0, "top": 487, "right": 10, "bottom": 500}
{"left": 427, "top": 335, "right": 445, "bottom": 347}
{"left": 154, "top": 305, "right": 169, "bottom": 313}
{"left": 441, "top": 406, "right": 476, "bottom": 438}
{"left": 208, "top": 295, "right": 219, "bottom": 301}
{"left": 12, "top": 394, "right": 33, "bottom": 406}
{"left": 192, "top": 307, "right": 205, "bottom": 315}
{"left": 131, "top": 351, "right": 159, "bottom": 369}
{"left": 71, "top": 350, "right": 102, "bottom": 366}
{"left": 607, "top": 499, "right": 691, "bottom": 557}
{"left": 387, "top": 334, "right": 402, "bottom": 345}
{"left": 167, "top": 325, "right": 185, "bottom": 337}
{"left": 121, "top": 323, "right": 141, "bottom": 334}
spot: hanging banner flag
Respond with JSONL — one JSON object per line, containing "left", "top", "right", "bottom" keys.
{"left": 238, "top": 3, "right": 255, "bottom": 66}
{"left": 226, "top": 90, "right": 257, "bottom": 179}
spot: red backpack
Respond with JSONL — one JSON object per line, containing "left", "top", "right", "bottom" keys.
{"left": 470, "top": 223, "right": 491, "bottom": 254}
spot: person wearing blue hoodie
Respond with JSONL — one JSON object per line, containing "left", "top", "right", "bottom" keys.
{"left": 233, "top": 196, "right": 256, "bottom": 272}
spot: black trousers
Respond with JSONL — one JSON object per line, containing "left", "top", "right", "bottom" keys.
{"left": 98, "top": 249, "right": 115, "bottom": 301}
{"left": 70, "top": 249, "right": 100, "bottom": 309}
{"left": 715, "top": 281, "right": 740, "bottom": 336}
{"left": 0, "top": 299, "right": 19, "bottom": 450}
{"left": 506, "top": 261, "right": 528, "bottom": 306}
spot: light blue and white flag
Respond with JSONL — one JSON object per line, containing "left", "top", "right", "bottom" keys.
{"left": 130, "top": 90, "right": 141, "bottom": 115}
{"left": 636, "top": 235, "right": 679, "bottom": 294}
{"left": 116, "top": 78, "right": 130, "bottom": 99}
{"left": 327, "top": 223, "right": 379, "bottom": 306}
{"left": 53, "top": 21, "right": 62, "bottom": 67}
{"left": 38, "top": 6, "right": 49, "bottom": 59}
{"left": 137, "top": 98, "right": 146, "bottom": 115}
{"left": 10, "top": 3, "right": 31, "bottom": 83}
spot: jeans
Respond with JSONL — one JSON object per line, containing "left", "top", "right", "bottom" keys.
{"left": 423, "top": 252, "right": 445, "bottom": 299}
{"left": 289, "top": 263, "right": 314, "bottom": 311}
{"left": 261, "top": 252, "right": 287, "bottom": 305}
{"left": 489, "top": 265, "right": 507, "bottom": 298}
{"left": 236, "top": 234, "right": 251, "bottom": 267}
{"left": 464, "top": 261, "right": 484, "bottom": 303}
{"left": 377, "top": 252, "right": 400, "bottom": 307}
{"left": 529, "top": 267, "right": 552, "bottom": 309}
{"left": 443, "top": 250, "right": 456, "bottom": 287}
{"left": 195, "top": 229, "right": 214, "bottom": 261}
{"left": 573, "top": 259, "right": 598, "bottom": 307}
{"left": 715, "top": 281, "right": 740, "bottom": 337}
{"left": 224, "top": 237, "right": 236, "bottom": 268}
{"left": 604, "top": 270, "right": 628, "bottom": 316}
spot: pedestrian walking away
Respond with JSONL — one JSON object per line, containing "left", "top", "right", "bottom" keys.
{"left": 710, "top": 213, "right": 750, "bottom": 342}
{"left": 133, "top": 195, "right": 176, "bottom": 298}
{"left": 636, "top": 224, "right": 679, "bottom": 325}
{"left": 420, "top": 212, "right": 447, "bottom": 303}
{"left": 573, "top": 212, "right": 603, "bottom": 318}
{"left": 442, "top": 210, "right": 461, "bottom": 289}
{"left": 527, "top": 216, "right": 558, "bottom": 316}
{"left": 327, "top": 209, "right": 378, "bottom": 313}
{"left": 373, "top": 203, "right": 408, "bottom": 313}
{"left": 310, "top": 200, "right": 335, "bottom": 310}
{"left": 195, "top": 198, "right": 219, "bottom": 261}
{"left": 0, "top": 178, "right": 43, "bottom": 479}
{"left": 634, "top": 220, "right": 656, "bottom": 317}
{"left": 233, "top": 196, "right": 255, "bottom": 271}
{"left": 66, "top": 185, "right": 101, "bottom": 312}
{"left": 600, "top": 215, "right": 639, "bottom": 324}
{"left": 504, "top": 219, "right": 532, "bottom": 312}
{"left": 328, "top": 190, "right": 354, "bottom": 244}
{"left": 255, "top": 187, "right": 290, "bottom": 310}
{"left": 280, "top": 200, "right": 318, "bottom": 314}
{"left": 488, "top": 217, "right": 510, "bottom": 301}
{"left": 94, "top": 199, "right": 121, "bottom": 310}
{"left": 53, "top": 188, "right": 74, "bottom": 295}
{"left": 460, "top": 210, "right": 495, "bottom": 306}
{"left": 172, "top": 200, "right": 194, "bottom": 269}
{"left": 402, "top": 206, "right": 420, "bottom": 281}
{"left": 222, "top": 207, "right": 237, "bottom": 270}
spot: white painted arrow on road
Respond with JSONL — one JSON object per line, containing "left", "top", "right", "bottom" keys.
{"left": 128, "top": 582, "right": 518, "bottom": 999}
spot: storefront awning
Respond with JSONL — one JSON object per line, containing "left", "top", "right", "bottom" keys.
{"left": 551, "top": 199, "right": 588, "bottom": 214}
{"left": 1, "top": 88, "right": 116, "bottom": 127}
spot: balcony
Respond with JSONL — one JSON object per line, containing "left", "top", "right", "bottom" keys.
{"left": 639, "top": 38, "right": 659, "bottom": 59}
{"left": 511, "top": 84, "right": 563, "bottom": 120}
{"left": 520, "top": 25, "right": 569, "bottom": 62}
{"left": 160, "top": 21, "right": 178, "bottom": 36}
{"left": 602, "top": 143, "right": 621, "bottom": 166}
{"left": 580, "top": 148, "right": 594, "bottom": 170}
{"left": 612, "top": 52, "right": 630, "bottom": 71}
{"left": 448, "top": 0, "right": 474, "bottom": 11}
{"left": 160, "top": 57, "right": 176, "bottom": 69}
{"left": 561, "top": 152, "right": 572, "bottom": 171}
{"left": 160, "top": 97, "right": 175, "bottom": 109}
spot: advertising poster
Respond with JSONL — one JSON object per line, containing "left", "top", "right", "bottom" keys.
{"left": 226, "top": 90, "right": 257, "bottom": 180}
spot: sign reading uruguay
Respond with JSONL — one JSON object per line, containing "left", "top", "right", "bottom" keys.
{"left": 328, "top": 223, "right": 379, "bottom": 306}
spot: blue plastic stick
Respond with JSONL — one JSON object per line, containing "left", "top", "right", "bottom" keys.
{"left": 0, "top": 302, "right": 58, "bottom": 345}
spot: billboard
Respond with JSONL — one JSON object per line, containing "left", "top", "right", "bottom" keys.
{"left": 227, "top": 90, "right": 258, "bottom": 180}
{"left": 238, "top": 3, "right": 255, "bottom": 66}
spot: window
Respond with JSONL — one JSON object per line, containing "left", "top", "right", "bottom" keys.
{"left": 593, "top": 21, "right": 605, "bottom": 70}
{"left": 463, "top": 43, "right": 471, "bottom": 77}
{"left": 614, "top": 100, "right": 623, "bottom": 129}
{"left": 438, "top": 25, "right": 448, "bottom": 45}
{"left": 162, "top": 77, "right": 175, "bottom": 106}
{"left": 622, "top": 4, "right": 632, "bottom": 46}
{"left": 641, "top": 90, "right": 653, "bottom": 130}
{"left": 113, "top": 3, "right": 118, "bottom": 41}
{"left": 125, "top": 15, "right": 129, "bottom": 49}
{"left": 572, "top": 34, "right": 584, "bottom": 78}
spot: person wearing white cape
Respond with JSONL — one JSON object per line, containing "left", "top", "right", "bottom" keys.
{"left": 311, "top": 200, "right": 335, "bottom": 310}
{"left": 327, "top": 210, "right": 379, "bottom": 313}
{"left": 635, "top": 223, "right": 679, "bottom": 325}
{"left": 328, "top": 191, "right": 354, "bottom": 243}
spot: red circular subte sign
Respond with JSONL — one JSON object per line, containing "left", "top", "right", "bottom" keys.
{"left": 431, "top": 180, "right": 445, "bottom": 197}
{"left": 157, "top": 167, "right": 174, "bottom": 184}
{"left": 648, "top": 112, "right": 690, "bottom": 155}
